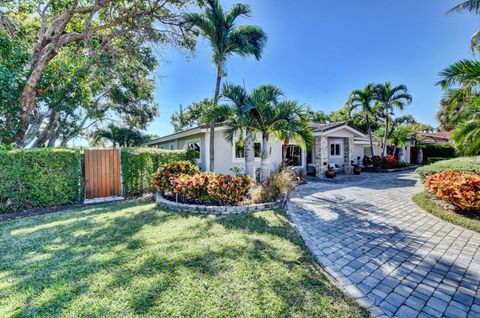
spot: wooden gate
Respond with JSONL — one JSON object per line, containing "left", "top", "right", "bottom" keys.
{"left": 84, "top": 149, "right": 121, "bottom": 199}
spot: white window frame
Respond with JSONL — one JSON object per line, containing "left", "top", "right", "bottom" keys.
{"left": 329, "top": 139, "right": 344, "bottom": 159}
{"left": 286, "top": 144, "right": 303, "bottom": 168}
{"left": 232, "top": 137, "right": 262, "bottom": 163}
{"left": 185, "top": 139, "right": 201, "bottom": 162}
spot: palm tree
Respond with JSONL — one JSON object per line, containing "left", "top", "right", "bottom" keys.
{"left": 447, "top": 0, "right": 480, "bottom": 51}
{"left": 374, "top": 83, "right": 413, "bottom": 157}
{"left": 186, "top": 0, "right": 267, "bottom": 171}
{"left": 272, "top": 101, "right": 313, "bottom": 167}
{"left": 220, "top": 83, "right": 256, "bottom": 179}
{"left": 249, "top": 85, "right": 283, "bottom": 181}
{"left": 350, "top": 84, "right": 377, "bottom": 157}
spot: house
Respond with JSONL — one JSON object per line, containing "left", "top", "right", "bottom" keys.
{"left": 144, "top": 122, "right": 379, "bottom": 178}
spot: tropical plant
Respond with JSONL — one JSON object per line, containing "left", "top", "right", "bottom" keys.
{"left": 186, "top": 0, "right": 267, "bottom": 171}
{"left": 272, "top": 100, "right": 313, "bottom": 167}
{"left": 91, "top": 124, "right": 154, "bottom": 147}
{"left": 350, "top": 84, "right": 377, "bottom": 157}
{"left": 447, "top": 0, "right": 480, "bottom": 51}
{"left": 373, "top": 83, "right": 413, "bottom": 157}
{"left": 220, "top": 83, "right": 256, "bottom": 179}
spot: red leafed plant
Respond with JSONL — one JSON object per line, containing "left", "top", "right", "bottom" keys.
{"left": 152, "top": 161, "right": 199, "bottom": 193}
{"left": 206, "top": 174, "right": 252, "bottom": 205}
{"left": 383, "top": 155, "right": 398, "bottom": 169}
{"left": 425, "top": 172, "right": 480, "bottom": 211}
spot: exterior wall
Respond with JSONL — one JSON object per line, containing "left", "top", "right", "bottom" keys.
{"left": 344, "top": 137, "right": 354, "bottom": 174}
{"left": 314, "top": 136, "right": 329, "bottom": 177}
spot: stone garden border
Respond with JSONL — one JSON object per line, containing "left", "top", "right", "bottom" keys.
{"left": 155, "top": 192, "right": 282, "bottom": 214}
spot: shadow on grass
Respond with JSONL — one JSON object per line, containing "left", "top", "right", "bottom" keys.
{"left": 0, "top": 200, "right": 368, "bottom": 318}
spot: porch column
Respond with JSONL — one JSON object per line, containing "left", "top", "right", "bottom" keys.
{"left": 315, "top": 136, "right": 328, "bottom": 178}
{"left": 344, "top": 137, "right": 354, "bottom": 174}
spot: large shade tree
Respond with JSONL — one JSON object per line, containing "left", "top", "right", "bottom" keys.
{"left": 186, "top": 0, "right": 267, "bottom": 171}
{"left": 0, "top": 0, "right": 195, "bottom": 147}
{"left": 374, "top": 83, "right": 413, "bottom": 157}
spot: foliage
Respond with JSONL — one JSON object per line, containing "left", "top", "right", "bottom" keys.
{"left": 170, "top": 99, "right": 214, "bottom": 132}
{"left": 422, "top": 143, "right": 456, "bottom": 160}
{"left": 152, "top": 161, "right": 199, "bottom": 193}
{"left": 0, "top": 148, "right": 81, "bottom": 212}
{"left": 91, "top": 124, "right": 156, "bottom": 147}
{"left": 206, "top": 173, "right": 252, "bottom": 205}
{"left": 425, "top": 172, "right": 480, "bottom": 210}
{"left": 416, "top": 156, "right": 480, "bottom": 179}
{"left": 425, "top": 157, "right": 450, "bottom": 165}
{"left": 0, "top": 201, "right": 368, "bottom": 317}
{"left": 121, "top": 149, "right": 195, "bottom": 196}
{"left": 251, "top": 169, "right": 295, "bottom": 203}
{"left": 414, "top": 192, "right": 480, "bottom": 233}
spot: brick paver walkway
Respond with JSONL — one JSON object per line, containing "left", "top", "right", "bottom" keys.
{"left": 287, "top": 171, "right": 480, "bottom": 318}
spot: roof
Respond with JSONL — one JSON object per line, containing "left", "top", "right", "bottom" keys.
{"left": 309, "top": 122, "right": 347, "bottom": 133}
{"left": 417, "top": 132, "right": 451, "bottom": 144}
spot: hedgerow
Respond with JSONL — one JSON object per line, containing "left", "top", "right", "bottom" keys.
{"left": 0, "top": 149, "right": 81, "bottom": 213}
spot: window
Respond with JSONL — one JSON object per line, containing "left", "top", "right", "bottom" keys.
{"left": 363, "top": 147, "right": 372, "bottom": 157}
{"left": 286, "top": 145, "right": 302, "bottom": 167}
{"left": 329, "top": 140, "right": 343, "bottom": 158}
{"left": 186, "top": 141, "right": 201, "bottom": 159}
{"left": 235, "top": 141, "right": 261, "bottom": 158}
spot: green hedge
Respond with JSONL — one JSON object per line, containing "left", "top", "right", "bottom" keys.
{"left": 121, "top": 148, "right": 195, "bottom": 196}
{"left": 0, "top": 149, "right": 81, "bottom": 213}
{"left": 425, "top": 157, "right": 450, "bottom": 165}
{"left": 416, "top": 156, "right": 480, "bottom": 179}
{"left": 422, "top": 144, "right": 456, "bottom": 163}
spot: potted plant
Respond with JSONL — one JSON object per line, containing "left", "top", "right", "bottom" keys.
{"left": 324, "top": 162, "right": 336, "bottom": 178}
{"left": 351, "top": 157, "right": 362, "bottom": 175}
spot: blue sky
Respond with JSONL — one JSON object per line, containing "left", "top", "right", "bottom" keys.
{"left": 148, "top": 0, "right": 479, "bottom": 137}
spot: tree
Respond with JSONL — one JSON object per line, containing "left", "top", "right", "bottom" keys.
{"left": 91, "top": 124, "right": 155, "bottom": 147}
{"left": 186, "top": 0, "right": 267, "bottom": 171}
{"left": 447, "top": 0, "right": 480, "bottom": 51}
{"left": 248, "top": 85, "right": 283, "bottom": 181}
{"left": 218, "top": 83, "right": 256, "bottom": 179}
{"left": 272, "top": 101, "right": 313, "bottom": 167}
{"left": 170, "top": 99, "right": 213, "bottom": 132}
{"left": 350, "top": 84, "right": 377, "bottom": 157}
{"left": 1, "top": 0, "right": 195, "bottom": 147}
{"left": 374, "top": 82, "right": 413, "bottom": 157}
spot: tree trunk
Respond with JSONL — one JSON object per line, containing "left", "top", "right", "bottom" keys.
{"left": 15, "top": 50, "right": 57, "bottom": 147}
{"left": 209, "top": 64, "right": 223, "bottom": 172}
{"left": 244, "top": 127, "right": 255, "bottom": 180}
{"left": 382, "top": 117, "right": 389, "bottom": 157}
{"left": 48, "top": 126, "right": 62, "bottom": 147}
{"left": 281, "top": 138, "right": 289, "bottom": 168}
{"left": 260, "top": 132, "right": 270, "bottom": 181}
{"left": 33, "top": 110, "right": 59, "bottom": 148}
{"left": 366, "top": 114, "right": 375, "bottom": 157}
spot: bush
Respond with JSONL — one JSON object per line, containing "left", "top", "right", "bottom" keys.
{"left": 121, "top": 148, "right": 195, "bottom": 196}
{"left": 153, "top": 161, "right": 199, "bottom": 193}
{"left": 425, "top": 172, "right": 480, "bottom": 210}
{"left": 425, "top": 157, "right": 449, "bottom": 165}
{"left": 251, "top": 169, "right": 295, "bottom": 203}
{"left": 0, "top": 149, "right": 81, "bottom": 213}
{"left": 422, "top": 143, "right": 456, "bottom": 162}
{"left": 417, "top": 156, "right": 480, "bottom": 179}
{"left": 169, "top": 172, "right": 252, "bottom": 205}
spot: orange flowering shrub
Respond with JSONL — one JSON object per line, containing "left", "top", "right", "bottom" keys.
{"left": 152, "top": 161, "right": 199, "bottom": 193}
{"left": 172, "top": 172, "right": 252, "bottom": 205}
{"left": 425, "top": 172, "right": 480, "bottom": 210}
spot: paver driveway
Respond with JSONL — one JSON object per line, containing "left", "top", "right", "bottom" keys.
{"left": 287, "top": 171, "right": 480, "bottom": 318}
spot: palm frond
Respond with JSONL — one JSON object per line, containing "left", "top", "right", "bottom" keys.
{"left": 447, "top": 0, "right": 480, "bottom": 15}
{"left": 226, "top": 3, "right": 251, "bottom": 27}
{"left": 436, "top": 59, "right": 480, "bottom": 89}
{"left": 452, "top": 117, "right": 480, "bottom": 155}
{"left": 227, "top": 25, "right": 267, "bottom": 60}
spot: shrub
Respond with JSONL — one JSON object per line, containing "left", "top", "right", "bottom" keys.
{"left": 417, "top": 156, "right": 480, "bottom": 179}
{"left": 170, "top": 172, "right": 251, "bottom": 205}
{"left": 425, "top": 172, "right": 480, "bottom": 210}
{"left": 422, "top": 143, "right": 456, "bottom": 162}
{"left": 0, "top": 149, "right": 81, "bottom": 213}
{"left": 251, "top": 169, "right": 295, "bottom": 203}
{"left": 152, "top": 161, "right": 199, "bottom": 193}
{"left": 425, "top": 157, "right": 449, "bottom": 165}
{"left": 383, "top": 155, "right": 398, "bottom": 169}
{"left": 121, "top": 148, "right": 195, "bottom": 196}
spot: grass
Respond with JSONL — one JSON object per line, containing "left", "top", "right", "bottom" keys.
{"left": 416, "top": 156, "right": 480, "bottom": 179}
{"left": 0, "top": 200, "right": 367, "bottom": 318}
{"left": 413, "top": 191, "right": 480, "bottom": 233}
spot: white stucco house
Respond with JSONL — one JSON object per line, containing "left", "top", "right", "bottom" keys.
{"left": 144, "top": 122, "right": 383, "bottom": 178}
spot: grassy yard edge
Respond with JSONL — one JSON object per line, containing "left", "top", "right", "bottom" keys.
{"left": 412, "top": 191, "right": 480, "bottom": 233}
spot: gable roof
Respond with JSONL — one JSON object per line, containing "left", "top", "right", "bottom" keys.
{"left": 309, "top": 122, "right": 347, "bottom": 133}
{"left": 309, "top": 121, "right": 368, "bottom": 138}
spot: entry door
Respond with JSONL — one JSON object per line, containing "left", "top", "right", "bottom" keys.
{"left": 84, "top": 149, "right": 121, "bottom": 199}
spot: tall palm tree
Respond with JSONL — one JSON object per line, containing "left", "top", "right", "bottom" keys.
{"left": 186, "top": 0, "right": 267, "bottom": 171}
{"left": 272, "top": 101, "right": 313, "bottom": 167}
{"left": 350, "top": 84, "right": 377, "bottom": 157}
{"left": 374, "top": 83, "right": 413, "bottom": 157}
{"left": 221, "top": 83, "right": 256, "bottom": 179}
{"left": 448, "top": 0, "right": 480, "bottom": 51}
{"left": 249, "top": 85, "right": 283, "bottom": 181}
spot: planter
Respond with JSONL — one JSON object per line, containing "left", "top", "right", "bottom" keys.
{"left": 353, "top": 167, "right": 362, "bottom": 175}
{"left": 325, "top": 170, "right": 336, "bottom": 178}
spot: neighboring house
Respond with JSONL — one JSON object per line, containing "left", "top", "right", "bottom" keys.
{"left": 144, "top": 122, "right": 377, "bottom": 178}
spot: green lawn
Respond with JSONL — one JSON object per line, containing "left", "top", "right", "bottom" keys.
{"left": 0, "top": 201, "right": 367, "bottom": 318}
{"left": 413, "top": 191, "right": 480, "bottom": 233}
